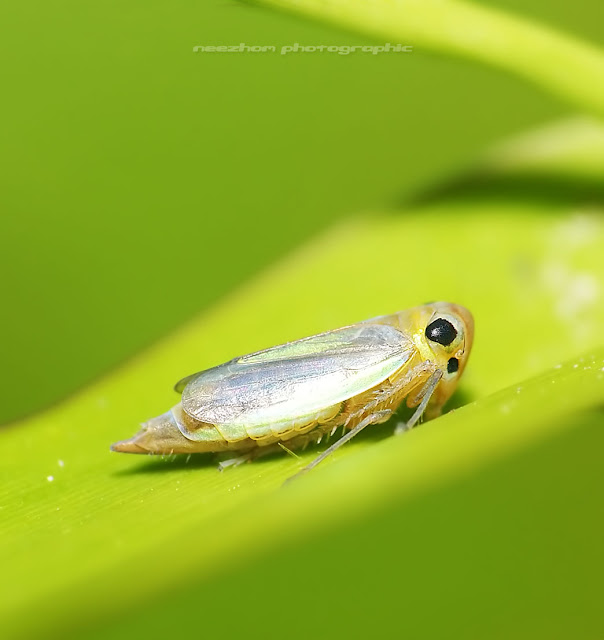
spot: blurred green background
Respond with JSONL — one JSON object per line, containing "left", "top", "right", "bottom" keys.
{"left": 1, "top": 1, "right": 603, "bottom": 639}
{"left": 6, "top": 0, "right": 602, "bottom": 424}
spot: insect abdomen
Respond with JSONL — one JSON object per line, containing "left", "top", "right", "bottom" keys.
{"left": 177, "top": 402, "right": 342, "bottom": 446}
{"left": 111, "top": 408, "right": 232, "bottom": 454}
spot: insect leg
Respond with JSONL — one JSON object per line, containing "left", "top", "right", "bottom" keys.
{"left": 277, "top": 442, "right": 301, "bottom": 459}
{"left": 343, "top": 361, "right": 436, "bottom": 428}
{"left": 284, "top": 409, "right": 392, "bottom": 483}
{"left": 394, "top": 369, "right": 443, "bottom": 435}
{"left": 217, "top": 453, "right": 255, "bottom": 471}
{"left": 217, "top": 444, "right": 282, "bottom": 471}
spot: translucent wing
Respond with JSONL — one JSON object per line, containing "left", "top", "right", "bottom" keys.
{"left": 180, "top": 323, "right": 415, "bottom": 429}
{"left": 174, "top": 373, "right": 196, "bottom": 394}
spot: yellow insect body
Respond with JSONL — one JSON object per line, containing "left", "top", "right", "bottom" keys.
{"left": 112, "top": 302, "right": 473, "bottom": 472}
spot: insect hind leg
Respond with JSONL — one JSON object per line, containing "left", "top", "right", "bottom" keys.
{"left": 285, "top": 366, "right": 444, "bottom": 483}
{"left": 217, "top": 453, "right": 254, "bottom": 471}
{"left": 217, "top": 444, "right": 282, "bottom": 471}
{"left": 284, "top": 409, "right": 392, "bottom": 484}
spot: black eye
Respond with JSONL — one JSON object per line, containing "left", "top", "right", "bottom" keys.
{"left": 447, "top": 358, "right": 459, "bottom": 374}
{"left": 425, "top": 318, "right": 457, "bottom": 346}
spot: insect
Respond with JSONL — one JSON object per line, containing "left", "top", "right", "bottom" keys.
{"left": 112, "top": 302, "right": 474, "bottom": 477}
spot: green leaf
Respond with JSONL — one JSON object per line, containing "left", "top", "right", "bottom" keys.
{"left": 2, "top": 117, "right": 603, "bottom": 637}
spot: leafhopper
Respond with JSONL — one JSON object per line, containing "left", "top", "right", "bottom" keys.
{"left": 112, "top": 302, "right": 474, "bottom": 476}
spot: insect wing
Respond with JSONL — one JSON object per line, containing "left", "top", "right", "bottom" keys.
{"left": 174, "top": 373, "right": 197, "bottom": 394}
{"left": 180, "top": 323, "right": 415, "bottom": 429}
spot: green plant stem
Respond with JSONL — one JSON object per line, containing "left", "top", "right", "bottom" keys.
{"left": 247, "top": 0, "right": 604, "bottom": 119}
